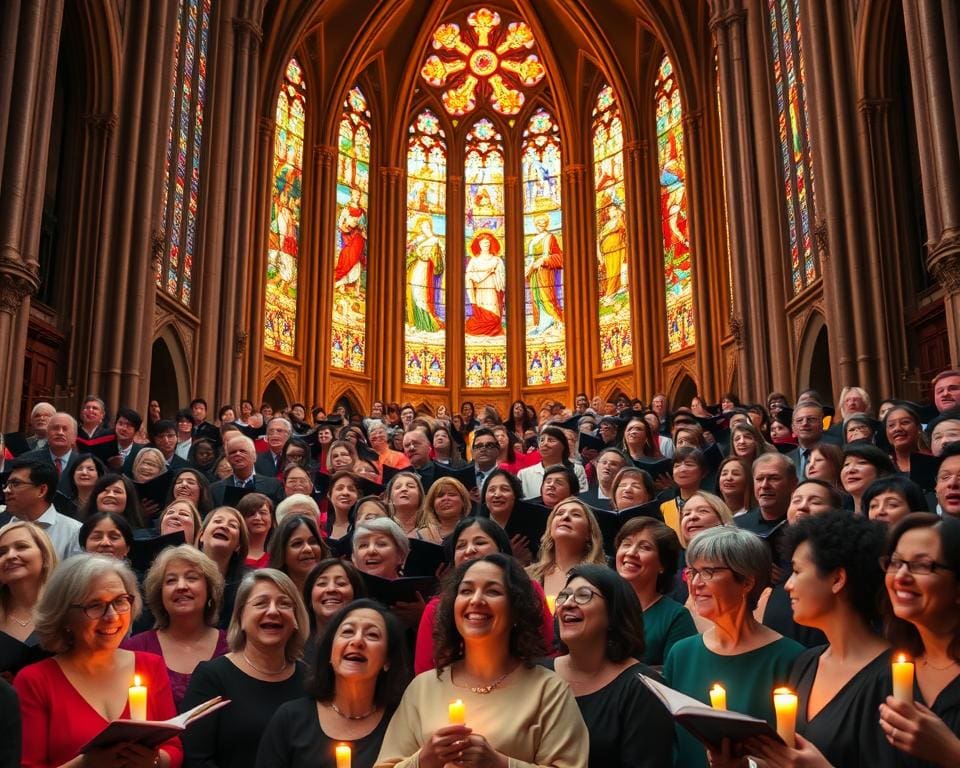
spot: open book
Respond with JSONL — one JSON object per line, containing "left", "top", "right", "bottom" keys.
{"left": 80, "top": 696, "right": 231, "bottom": 752}
{"left": 638, "top": 674, "right": 783, "bottom": 750}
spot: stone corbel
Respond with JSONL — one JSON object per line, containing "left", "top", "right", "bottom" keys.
{"left": 0, "top": 267, "right": 38, "bottom": 314}
{"left": 927, "top": 230, "right": 960, "bottom": 293}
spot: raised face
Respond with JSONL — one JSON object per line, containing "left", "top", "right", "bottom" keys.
{"left": 266, "top": 420, "right": 291, "bottom": 451}
{"left": 330, "top": 608, "right": 389, "bottom": 682}
{"left": 401, "top": 431, "right": 430, "bottom": 466}
{"left": 613, "top": 473, "right": 651, "bottom": 510}
{"left": 201, "top": 511, "right": 243, "bottom": 557}
{"left": 596, "top": 452, "right": 627, "bottom": 487}
{"left": 786, "top": 482, "right": 835, "bottom": 525}
{"left": 81, "top": 400, "right": 104, "bottom": 427}
{"left": 390, "top": 474, "right": 421, "bottom": 511}
{"left": 114, "top": 416, "right": 137, "bottom": 443}
{"left": 432, "top": 430, "right": 450, "bottom": 452}
{"left": 84, "top": 518, "right": 129, "bottom": 559}
{"left": 96, "top": 481, "right": 128, "bottom": 514}
{"left": 845, "top": 421, "right": 873, "bottom": 443}
{"left": 432, "top": 485, "right": 464, "bottom": 524}
{"left": 623, "top": 420, "right": 647, "bottom": 449}
{"left": 31, "top": 404, "right": 56, "bottom": 435}
{"left": 680, "top": 497, "right": 723, "bottom": 542}
{"left": 162, "top": 559, "right": 209, "bottom": 621}
{"left": 935, "top": 454, "right": 960, "bottom": 517}
{"left": 732, "top": 430, "right": 757, "bottom": 459}
{"left": 932, "top": 419, "right": 960, "bottom": 457}
{"left": 804, "top": 449, "right": 836, "bottom": 482}
{"left": 355, "top": 502, "right": 388, "bottom": 524}
{"left": 550, "top": 502, "right": 590, "bottom": 546}
{"left": 615, "top": 529, "right": 661, "bottom": 589}
{"left": 284, "top": 468, "right": 314, "bottom": 497}
{"left": 173, "top": 472, "right": 201, "bottom": 503}
{"left": 225, "top": 438, "right": 255, "bottom": 475}
{"left": 841, "top": 455, "right": 879, "bottom": 498}
{"left": 0, "top": 528, "right": 44, "bottom": 586}
{"left": 454, "top": 560, "right": 510, "bottom": 644}
{"left": 160, "top": 502, "right": 197, "bottom": 543}
{"left": 843, "top": 391, "right": 867, "bottom": 416}
{"left": 541, "top": 472, "right": 573, "bottom": 508}
{"left": 311, "top": 564, "right": 355, "bottom": 623}
{"left": 352, "top": 533, "right": 403, "bottom": 579}
{"left": 935, "top": 375, "right": 960, "bottom": 413}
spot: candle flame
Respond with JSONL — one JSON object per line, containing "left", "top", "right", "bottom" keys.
{"left": 897, "top": 653, "right": 908, "bottom": 664}
{"left": 711, "top": 683, "right": 724, "bottom": 692}
{"left": 773, "top": 687, "right": 793, "bottom": 695}
{"left": 133, "top": 675, "right": 142, "bottom": 687}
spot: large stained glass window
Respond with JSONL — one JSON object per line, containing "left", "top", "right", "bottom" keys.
{"left": 330, "top": 87, "right": 371, "bottom": 372}
{"left": 404, "top": 110, "right": 448, "bottom": 387}
{"left": 264, "top": 58, "right": 306, "bottom": 357}
{"left": 463, "top": 118, "right": 507, "bottom": 388}
{"left": 655, "top": 56, "right": 695, "bottom": 353}
{"left": 521, "top": 108, "right": 565, "bottom": 385}
{"left": 592, "top": 85, "right": 633, "bottom": 370}
{"left": 157, "top": 0, "right": 211, "bottom": 306}
{"left": 769, "top": 0, "right": 817, "bottom": 293}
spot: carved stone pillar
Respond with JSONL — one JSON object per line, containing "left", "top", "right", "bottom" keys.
{"left": 560, "top": 163, "right": 593, "bottom": 399}
{"left": 376, "top": 165, "right": 405, "bottom": 403}
{"left": 305, "top": 144, "right": 336, "bottom": 406}
{"left": 902, "top": 0, "right": 960, "bottom": 362}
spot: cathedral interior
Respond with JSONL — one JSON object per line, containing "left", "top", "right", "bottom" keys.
{"left": 1, "top": 0, "right": 958, "bottom": 425}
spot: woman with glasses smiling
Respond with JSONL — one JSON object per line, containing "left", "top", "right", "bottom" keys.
{"left": 877, "top": 513, "right": 960, "bottom": 767}
{"left": 663, "top": 526, "right": 804, "bottom": 768}
{"left": 14, "top": 554, "right": 183, "bottom": 767}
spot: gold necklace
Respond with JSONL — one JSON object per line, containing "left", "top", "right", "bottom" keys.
{"left": 330, "top": 702, "right": 378, "bottom": 720}
{"left": 242, "top": 652, "right": 290, "bottom": 676}
{"left": 920, "top": 657, "right": 959, "bottom": 671}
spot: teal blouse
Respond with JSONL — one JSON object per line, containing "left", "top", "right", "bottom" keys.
{"left": 641, "top": 596, "right": 697, "bottom": 667}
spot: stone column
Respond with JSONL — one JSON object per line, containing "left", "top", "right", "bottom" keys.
{"left": 560, "top": 163, "right": 594, "bottom": 400}
{"left": 375, "top": 165, "right": 405, "bottom": 403}
{"left": 902, "top": 0, "right": 960, "bottom": 363}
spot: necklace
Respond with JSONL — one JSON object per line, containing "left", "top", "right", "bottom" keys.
{"left": 242, "top": 652, "right": 290, "bottom": 676}
{"left": 920, "top": 657, "right": 959, "bottom": 671}
{"left": 330, "top": 702, "right": 378, "bottom": 720}
{"left": 8, "top": 613, "right": 31, "bottom": 628}
{"left": 467, "top": 670, "right": 511, "bottom": 695}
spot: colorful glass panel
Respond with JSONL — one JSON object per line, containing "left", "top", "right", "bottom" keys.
{"left": 157, "top": 0, "right": 210, "bottom": 305}
{"left": 592, "top": 85, "right": 633, "bottom": 370}
{"left": 404, "top": 110, "right": 448, "bottom": 387}
{"left": 464, "top": 118, "right": 507, "bottom": 388}
{"left": 655, "top": 56, "right": 695, "bottom": 353}
{"left": 420, "top": 8, "right": 545, "bottom": 116}
{"left": 264, "top": 58, "right": 306, "bottom": 357}
{"left": 769, "top": 0, "right": 817, "bottom": 293}
{"left": 330, "top": 86, "right": 371, "bottom": 371}
{"left": 521, "top": 108, "right": 565, "bottom": 385}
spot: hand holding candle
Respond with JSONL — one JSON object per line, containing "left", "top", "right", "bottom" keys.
{"left": 448, "top": 698, "right": 466, "bottom": 725}
{"left": 892, "top": 653, "right": 914, "bottom": 703}
{"left": 709, "top": 683, "right": 726, "bottom": 711}
{"left": 128, "top": 674, "right": 148, "bottom": 721}
{"left": 335, "top": 744, "right": 351, "bottom": 768}
{"left": 773, "top": 687, "right": 797, "bottom": 748}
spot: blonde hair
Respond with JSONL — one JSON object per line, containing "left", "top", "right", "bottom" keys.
{"left": 132, "top": 447, "right": 167, "bottom": 483}
{"left": 0, "top": 521, "right": 59, "bottom": 618}
{"left": 384, "top": 472, "right": 433, "bottom": 529}
{"left": 199, "top": 507, "right": 250, "bottom": 565}
{"left": 143, "top": 545, "right": 225, "bottom": 629}
{"left": 527, "top": 497, "right": 606, "bottom": 581}
{"left": 226, "top": 569, "right": 308, "bottom": 662}
{"left": 678, "top": 491, "right": 734, "bottom": 548}
{"left": 423, "top": 477, "right": 471, "bottom": 527}
{"left": 159, "top": 499, "right": 202, "bottom": 545}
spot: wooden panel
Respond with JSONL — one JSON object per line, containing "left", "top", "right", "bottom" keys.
{"left": 20, "top": 321, "right": 65, "bottom": 427}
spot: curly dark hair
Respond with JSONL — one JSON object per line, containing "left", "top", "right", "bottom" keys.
{"left": 556, "top": 564, "right": 645, "bottom": 663}
{"left": 433, "top": 554, "right": 545, "bottom": 673}
{"left": 881, "top": 513, "right": 960, "bottom": 661}
{"left": 302, "top": 558, "right": 367, "bottom": 635}
{"left": 306, "top": 599, "right": 411, "bottom": 709}
{"left": 781, "top": 510, "right": 887, "bottom": 626}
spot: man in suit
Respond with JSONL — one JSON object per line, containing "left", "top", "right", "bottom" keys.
{"left": 20, "top": 412, "right": 79, "bottom": 494}
{"left": 933, "top": 369, "right": 960, "bottom": 414}
{"left": 402, "top": 427, "right": 437, "bottom": 492}
{"left": 470, "top": 428, "right": 500, "bottom": 495}
{"left": 578, "top": 447, "right": 628, "bottom": 510}
{"left": 255, "top": 416, "right": 292, "bottom": 476}
{"left": 190, "top": 398, "right": 221, "bottom": 446}
{"left": 735, "top": 453, "right": 797, "bottom": 537}
{"left": 115, "top": 407, "right": 146, "bottom": 475}
{"left": 0, "top": 458, "right": 82, "bottom": 559}
{"left": 787, "top": 402, "right": 825, "bottom": 479}
{"left": 150, "top": 419, "right": 190, "bottom": 472}
{"left": 78, "top": 396, "right": 112, "bottom": 440}
{"left": 210, "top": 434, "right": 285, "bottom": 506}
{"left": 26, "top": 402, "right": 56, "bottom": 450}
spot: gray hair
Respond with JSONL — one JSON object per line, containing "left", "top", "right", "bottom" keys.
{"left": 275, "top": 493, "right": 319, "bottom": 524}
{"left": 31, "top": 402, "right": 56, "bottom": 418}
{"left": 35, "top": 554, "right": 142, "bottom": 653}
{"left": 353, "top": 516, "right": 410, "bottom": 561}
{"left": 685, "top": 526, "right": 771, "bottom": 609}
{"left": 365, "top": 419, "right": 387, "bottom": 435}
{"left": 226, "top": 568, "right": 308, "bottom": 662}
{"left": 753, "top": 452, "right": 797, "bottom": 482}
{"left": 267, "top": 416, "right": 293, "bottom": 434}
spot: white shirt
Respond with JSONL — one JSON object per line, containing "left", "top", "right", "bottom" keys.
{"left": 14, "top": 504, "right": 82, "bottom": 560}
{"left": 175, "top": 439, "right": 192, "bottom": 460}
{"left": 518, "top": 462, "right": 588, "bottom": 499}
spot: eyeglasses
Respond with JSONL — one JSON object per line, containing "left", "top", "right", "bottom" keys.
{"left": 793, "top": 417, "right": 820, "bottom": 425}
{"left": 71, "top": 594, "right": 135, "bottom": 619}
{"left": 683, "top": 566, "right": 733, "bottom": 582}
{"left": 879, "top": 555, "right": 955, "bottom": 576}
{"left": 473, "top": 442, "right": 498, "bottom": 451}
{"left": 2, "top": 480, "right": 36, "bottom": 490}
{"left": 555, "top": 587, "right": 604, "bottom": 606}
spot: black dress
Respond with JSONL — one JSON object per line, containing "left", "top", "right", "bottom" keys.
{"left": 897, "top": 668, "right": 960, "bottom": 768}
{"left": 789, "top": 646, "right": 898, "bottom": 768}
{"left": 180, "top": 656, "right": 306, "bottom": 768}
{"left": 0, "top": 630, "right": 51, "bottom": 680}
{"left": 255, "top": 696, "right": 393, "bottom": 768}
{"left": 541, "top": 659, "right": 674, "bottom": 768}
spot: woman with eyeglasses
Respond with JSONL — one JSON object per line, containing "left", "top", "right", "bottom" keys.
{"left": 736, "top": 511, "right": 894, "bottom": 768}
{"left": 663, "top": 526, "right": 804, "bottom": 768}
{"left": 14, "top": 554, "right": 183, "bottom": 767}
{"left": 876, "top": 513, "right": 960, "bottom": 767}
{"left": 544, "top": 565, "right": 674, "bottom": 767}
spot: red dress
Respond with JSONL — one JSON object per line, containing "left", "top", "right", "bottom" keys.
{"left": 14, "top": 651, "right": 183, "bottom": 768}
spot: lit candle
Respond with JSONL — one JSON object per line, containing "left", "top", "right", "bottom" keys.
{"left": 335, "top": 744, "right": 351, "bottom": 768}
{"left": 546, "top": 595, "right": 556, "bottom": 614}
{"left": 892, "top": 654, "right": 915, "bottom": 703}
{"left": 773, "top": 687, "right": 797, "bottom": 748}
{"left": 709, "top": 684, "right": 726, "bottom": 711}
{"left": 448, "top": 698, "right": 466, "bottom": 725}
{"left": 128, "top": 674, "right": 148, "bottom": 721}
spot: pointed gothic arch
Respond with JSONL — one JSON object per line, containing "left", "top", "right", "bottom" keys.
{"left": 795, "top": 311, "right": 834, "bottom": 401}
{"left": 150, "top": 326, "right": 192, "bottom": 417}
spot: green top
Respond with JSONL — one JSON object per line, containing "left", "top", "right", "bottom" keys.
{"left": 663, "top": 634, "right": 805, "bottom": 768}
{"left": 641, "top": 596, "right": 697, "bottom": 667}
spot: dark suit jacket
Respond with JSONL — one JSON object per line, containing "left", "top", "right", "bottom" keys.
{"left": 193, "top": 421, "right": 221, "bottom": 446}
{"left": 255, "top": 450, "right": 283, "bottom": 478}
{"left": 210, "top": 475, "right": 285, "bottom": 507}
{"left": 120, "top": 443, "right": 147, "bottom": 477}
{"left": 412, "top": 461, "right": 438, "bottom": 493}
{"left": 78, "top": 425, "right": 113, "bottom": 440}
{"left": 577, "top": 488, "right": 613, "bottom": 510}
{"left": 166, "top": 454, "right": 191, "bottom": 473}
{"left": 18, "top": 449, "right": 78, "bottom": 494}
{"left": 0, "top": 678, "right": 20, "bottom": 767}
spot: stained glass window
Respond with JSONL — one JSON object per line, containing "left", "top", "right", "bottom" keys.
{"left": 521, "top": 108, "right": 565, "bottom": 385}
{"left": 157, "top": 0, "right": 211, "bottom": 306}
{"left": 404, "top": 110, "right": 448, "bottom": 387}
{"left": 264, "top": 58, "right": 306, "bottom": 357}
{"left": 592, "top": 85, "right": 633, "bottom": 370}
{"left": 464, "top": 118, "right": 507, "bottom": 388}
{"left": 769, "top": 0, "right": 817, "bottom": 293}
{"left": 420, "top": 7, "right": 546, "bottom": 117}
{"left": 655, "top": 56, "right": 695, "bottom": 353}
{"left": 330, "top": 87, "right": 371, "bottom": 372}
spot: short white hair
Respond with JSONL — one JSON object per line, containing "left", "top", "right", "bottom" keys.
{"left": 31, "top": 402, "right": 56, "bottom": 417}
{"left": 353, "top": 517, "right": 410, "bottom": 561}
{"left": 275, "top": 493, "right": 319, "bottom": 524}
